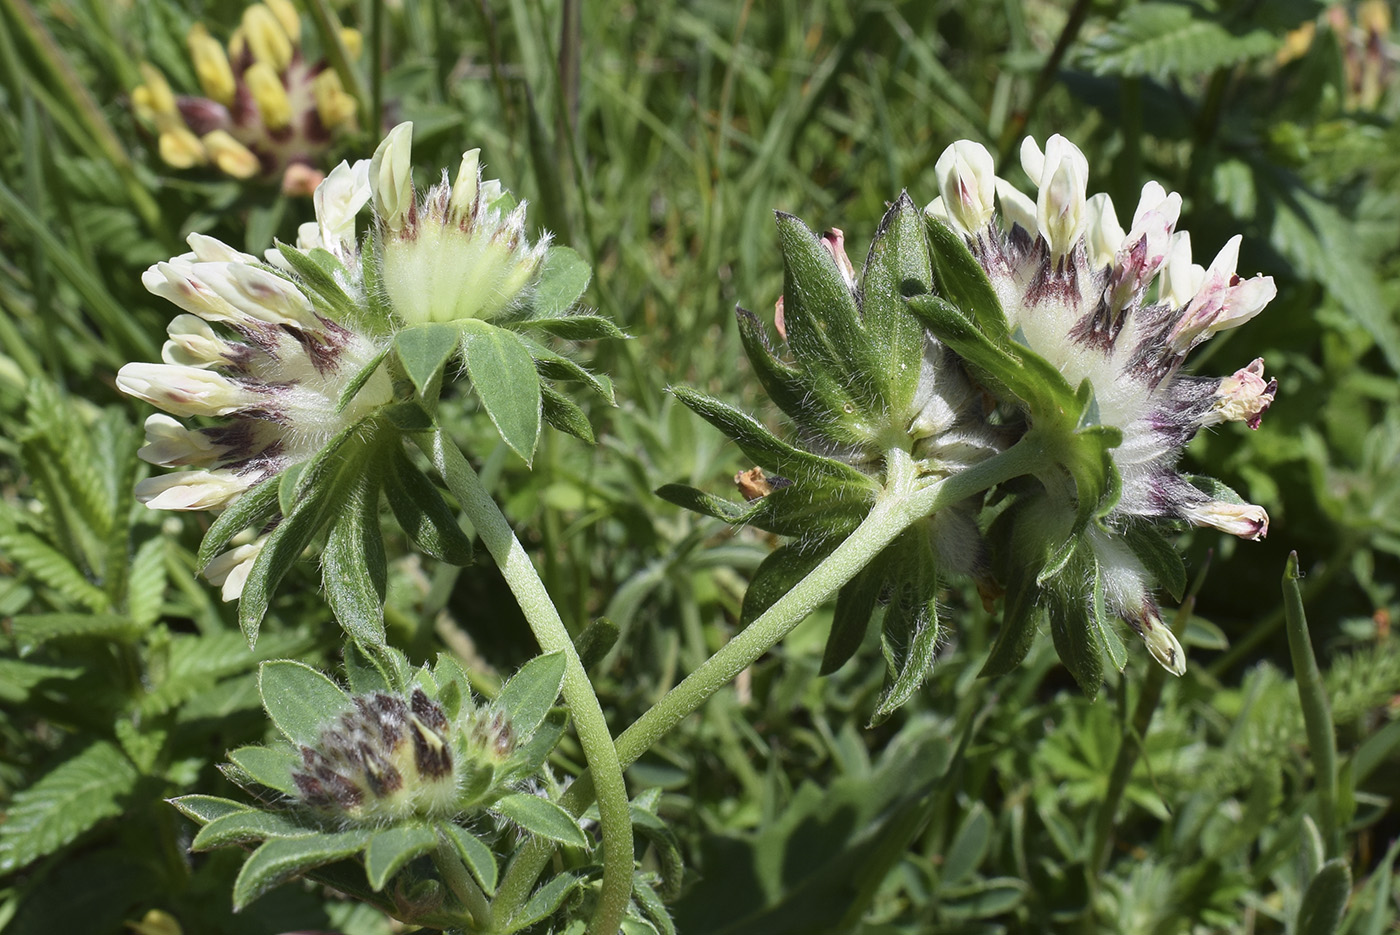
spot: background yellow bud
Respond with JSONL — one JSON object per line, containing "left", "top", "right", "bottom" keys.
{"left": 244, "top": 62, "right": 292, "bottom": 130}
{"left": 312, "top": 70, "right": 356, "bottom": 128}
{"left": 134, "top": 63, "right": 178, "bottom": 120}
{"left": 340, "top": 28, "right": 363, "bottom": 61}
{"left": 157, "top": 128, "right": 207, "bottom": 169}
{"left": 241, "top": 4, "right": 293, "bottom": 72}
{"left": 265, "top": 0, "right": 302, "bottom": 44}
{"left": 187, "top": 25, "right": 236, "bottom": 105}
{"left": 202, "top": 130, "right": 260, "bottom": 178}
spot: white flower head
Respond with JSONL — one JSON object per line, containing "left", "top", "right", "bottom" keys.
{"left": 938, "top": 132, "right": 1279, "bottom": 673}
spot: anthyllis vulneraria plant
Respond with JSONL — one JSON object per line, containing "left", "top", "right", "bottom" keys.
{"left": 117, "top": 121, "right": 617, "bottom": 644}
{"left": 663, "top": 132, "right": 1279, "bottom": 707}
{"left": 130, "top": 0, "right": 361, "bottom": 192}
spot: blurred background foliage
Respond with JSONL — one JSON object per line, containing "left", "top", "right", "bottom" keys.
{"left": 1, "top": 0, "right": 1399, "bottom": 932}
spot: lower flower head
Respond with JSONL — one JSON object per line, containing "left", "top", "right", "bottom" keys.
{"left": 292, "top": 688, "right": 458, "bottom": 822}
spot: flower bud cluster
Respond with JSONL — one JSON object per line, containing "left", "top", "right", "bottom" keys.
{"left": 293, "top": 689, "right": 459, "bottom": 821}
{"left": 130, "top": 0, "right": 361, "bottom": 192}
{"left": 369, "top": 123, "right": 551, "bottom": 324}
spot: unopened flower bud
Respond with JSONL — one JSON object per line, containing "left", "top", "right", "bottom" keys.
{"left": 371, "top": 121, "right": 415, "bottom": 232}
{"left": 1211, "top": 358, "right": 1276, "bottom": 429}
{"left": 202, "top": 131, "right": 261, "bottom": 179}
{"left": 133, "top": 63, "right": 178, "bottom": 121}
{"left": 448, "top": 149, "right": 481, "bottom": 226}
{"left": 1181, "top": 499, "right": 1270, "bottom": 541}
{"left": 340, "top": 27, "right": 363, "bottom": 61}
{"left": 158, "top": 128, "right": 208, "bottom": 170}
{"left": 242, "top": 3, "right": 294, "bottom": 72}
{"left": 264, "top": 0, "right": 301, "bottom": 43}
{"left": 245, "top": 62, "right": 292, "bottom": 130}
{"left": 1132, "top": 603, "right": 1186, "bottom": 676}
{"left": 292, "top": 689, "right": 459, "bottom": 822}
{"left": 187, "top": 24, "right": 235, "bottom": 105}
{"left": 312, "top": 69, "right": 356, "bottom": 129}
{"left": 934, "top": 140, "right": 996, "bottom": 236}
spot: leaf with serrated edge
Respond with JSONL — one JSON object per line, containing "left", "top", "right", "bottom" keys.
{"left": 259, "top": 661, "right": 350, "bottom": 747}
{"left": 0, "top": 741, "right": 136, "bottom": 874}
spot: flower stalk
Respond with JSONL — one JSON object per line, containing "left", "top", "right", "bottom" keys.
{"left": 417, "top": 429, "right": 633, "bottom": 935}
{"left": 496, "top": 436, "right": 1048, "bottom": 916}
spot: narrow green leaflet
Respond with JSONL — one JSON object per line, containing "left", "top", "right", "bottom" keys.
{"left": 492, "top": 792, "right": 589, "bottom": 847}
{"left": 440, "top": 822, "right": 499, "bottom": 894}
{"left": 384, "top": 447, "right": 474, "bottom": 565}
{"left": 225, "top": 745, "right": 300, "bottom": 795}
{"left": 924, "top": 215, "right": 1008, "bottom": 340}
{"left": 322, "top": 472, "right": 388, "bottom": 646}
{"left": 167, "top": 795, "right": 252, "bottom": 826}
{"left": 739, "top": 544, "right": 832, "bottom": 629}
{"left": 541, "top": 385, "right": 596, "bottom": 444}
{"left": 512, "top": 872, "right": 584, "bottom": 930}
{"left": 195, "top": 476, "right": 280, "bottom": 568}
{"left": 193, "top": 809, "right": 310, "bottom": 850}
{"left": 125, "top": 536, "right": 166, "bottom": 629}
{"left": 0, "top": 741, "right": 137, "bottom": 873}
{"left": 459, "top": 321, "right": 543, "bottom": 464}
{"left": 232, "top": 830, "right": 373, "bottom": 910}
{"left": 495, "top": 651, "right": 566, "bottom": 738}
{"left": 364, "top": 823, "right": 438, "bottom": 890}
{"left": 821, "top": 561, "right": 886, "bottom": 676}
{"left": 259, "top": 660, "right": 350, "bottom": 747}
{"left": 1296, "top": 858, "right": 1352, "bottom": 935}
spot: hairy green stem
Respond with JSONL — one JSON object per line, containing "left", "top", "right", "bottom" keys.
{"left": 434, "top": 837, "right": 493, "bottom": 931}
{"left": 419, "top": 431, "right": 633, "bottom": 935}
{"left": 1282, "top": 551, "right": 1340, "bottom": 859}
{"left": 496, "top": 438, "right": 1047, "bottom": 911}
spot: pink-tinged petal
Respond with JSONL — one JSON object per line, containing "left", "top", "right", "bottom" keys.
{"left": 820, "top": 228, "right": 857, "bottom": 291}
{"left": 1211, "top": 358, "right": 1277, "bottom": 429}
{"left": 1169, "top": 236, "right": 1277, "bottom": 350}
{"left": 934, "top": 140, "right": 996, "bottom": 236}
{"left": 1181, "top": 499, "right": 1270, "bottom": 540}
{"left": 1109, "top": 182, "right": 1181, "bottom": 306}
{"left": 117, "top": 362, "right": 257, "bottom": 417}
{"left": 135, "top": 470, "right": 251, "bottom": 511}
